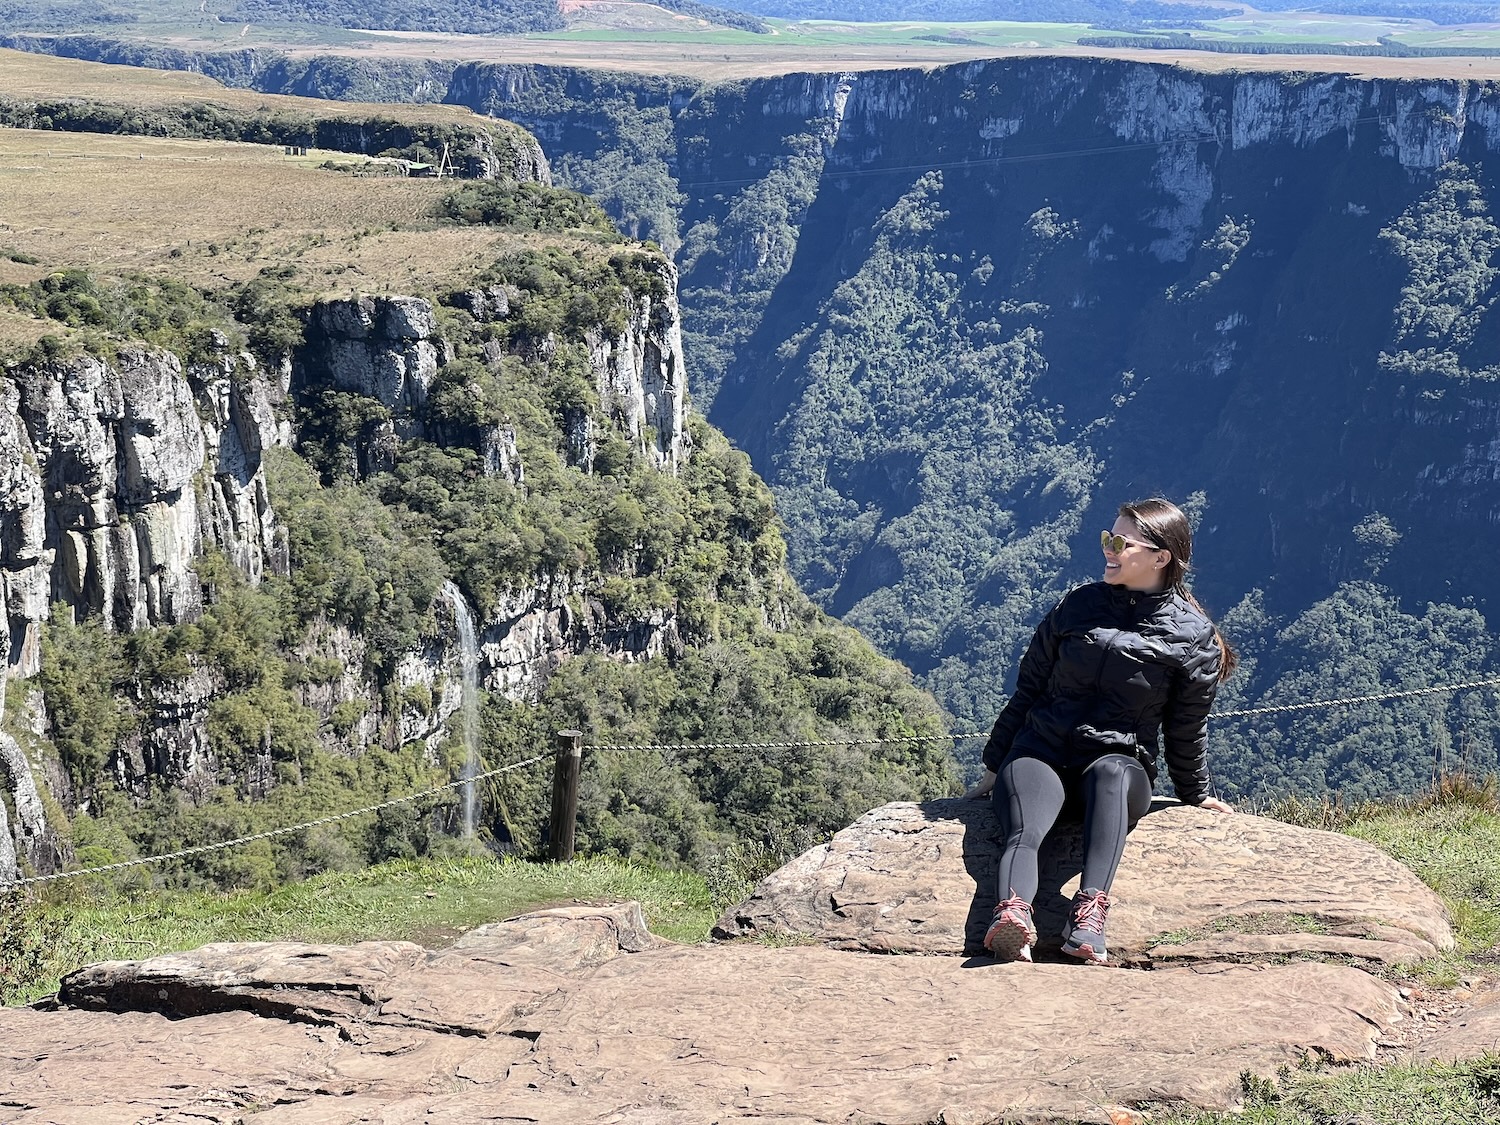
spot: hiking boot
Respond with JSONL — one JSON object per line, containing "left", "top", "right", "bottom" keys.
{"left": 1061, "top": 888, "right": 1112, "bottom": 964}
{"left": 984, "top": 895, "right": 1036, "bottom": 962}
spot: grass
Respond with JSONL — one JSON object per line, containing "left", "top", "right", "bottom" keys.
{"left": 0, "top": 48, "right": 511, "bottom": 124}
{"left": 0, "top": 125, "right": 583, "bottom": 298}
{"left": 1146, "top": 1056, "right": 1500, "bottom": 1125}
{"left": 3, "top": 854, "right": 720, "bottom": 1005}
{"left": 14, "top": 8, "right": 1500, "bottom": 81}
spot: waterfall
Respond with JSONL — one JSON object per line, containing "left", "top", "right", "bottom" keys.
{"left": 441, "top": 581, "right": 480, "bottom": 839}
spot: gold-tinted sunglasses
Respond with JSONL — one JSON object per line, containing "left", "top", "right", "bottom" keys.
{"left": 1101, "top": 530, "right": 1164, "bottom": 554}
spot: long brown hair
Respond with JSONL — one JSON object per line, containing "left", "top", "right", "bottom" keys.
{"left": 1120, "top": 498, "right": 1238, "bottom": 681}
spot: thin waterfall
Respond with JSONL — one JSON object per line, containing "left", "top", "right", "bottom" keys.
{"left": 441, "top": 580, "right": 480, "bottom": 839}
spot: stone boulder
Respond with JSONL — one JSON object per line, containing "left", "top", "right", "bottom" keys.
{"left": 713, "top": 798, "right": 1453, "bottom": 965}
{"left": 1, "top": 901, "right": 1410, "bottom": 1125}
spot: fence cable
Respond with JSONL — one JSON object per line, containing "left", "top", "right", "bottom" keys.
{"left": 10, "top": 672, "right": 1500, "bottom": 889}
{"left": 590, "top": 732, "right": 988, "bottom": 753}
{"left": 1211, "top": 673, "right": 1500, "bottom": 719}
{"left": 591, "top": 673, "right": 1500, "bottom": 753}
{"left": 3, "top": 752, "right": 551, "bottom": 890}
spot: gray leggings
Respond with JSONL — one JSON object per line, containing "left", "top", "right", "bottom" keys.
{"left": 993, "top": 753, "right": 1152, "bottom": 904}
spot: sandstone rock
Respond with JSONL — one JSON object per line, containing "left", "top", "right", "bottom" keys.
{"left": 1415, "top": 983, "right": 1500, "bottom": 1062}
{"left": 2, "top": 901, "right": 1407, "bottom": 1125}
{"left": 713, "top": 798, "right": 1453, "bottom": 964}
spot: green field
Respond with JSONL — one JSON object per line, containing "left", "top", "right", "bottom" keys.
{"left": 9, "top": 1, "right": 1500, "bottom": 78}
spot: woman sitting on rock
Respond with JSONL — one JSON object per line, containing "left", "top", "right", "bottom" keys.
{"left": 966, "top": 497, "right": 1236, "bottom": 964}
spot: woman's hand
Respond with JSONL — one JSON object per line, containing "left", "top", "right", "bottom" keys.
{"left": 964, "top": 770, "right": 997, "bottom": 800}
{"left": 1197, "top": 795, "right": 1234, "bottom": 814}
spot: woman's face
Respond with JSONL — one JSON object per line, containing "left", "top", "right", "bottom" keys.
{"left": 1102, "top": 515, "right": 1171, "bottom": 592}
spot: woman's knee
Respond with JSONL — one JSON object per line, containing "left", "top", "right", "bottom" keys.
{"left": 1085, "top": 754, "right": 1153, "bottom": 818}
{"left": 1083, "top": 753, "right": 1137, "bottom": 789}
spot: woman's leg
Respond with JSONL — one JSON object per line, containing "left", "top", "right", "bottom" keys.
{"left": 1078, "top": 753, "right": 1153, "bottom": 894}
{"left": 994, "top": 754, "right": 1069, "bottom": 904}
{"left": 1061, "top": 754, "right": 1152, "bottom": 964}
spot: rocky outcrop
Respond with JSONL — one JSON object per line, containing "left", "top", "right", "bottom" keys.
{"left": 713, "top": 798, "right": 1454, "bottom": 965}
{"left": 301, "top": 284, "right": 689, "bottom": 476}
{"left": 0, "top": 731, "right": 62, "bottom": 878}
{"left": 587, "top": 257, "right": 689, "bottom": 472}
{"left": 0, "top": 900, "right": 1415, "bottom": 1124}
{"left": 478, "top": 576, "right": 681, "bottom": 701}
{"left": 302, "top": 295, "right": 447, "bottom": 422}
{"left": 1, "top": 343, "right": 287, "bottom": 678}
{"left": 112, "top": 663, "right": 225, "bottom": 800}
{"left": 292, "top": 290, "right": 688, "bottom": 707}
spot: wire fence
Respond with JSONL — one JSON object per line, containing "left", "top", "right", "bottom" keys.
{"left": 2, "top": 753, "right": 550, "bottom": 890}
{"left": 7, "top": 671, "right": 1500, "bottom": 890}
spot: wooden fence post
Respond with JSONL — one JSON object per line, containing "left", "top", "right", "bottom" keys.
{"left": 549, "top": 730, "right": 583, "bottom": 862}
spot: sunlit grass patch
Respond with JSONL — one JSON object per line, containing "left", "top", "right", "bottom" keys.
{"left": 1149, "top": 1056, "right": 1500, "bottom": 1124}
{"left": 1263, "top": 772, "right": 1500, "bottom": 987}
{"left": 3, "top": 854, "right": 718, "bottom": 1006}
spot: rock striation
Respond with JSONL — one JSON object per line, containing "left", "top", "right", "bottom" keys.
{"left": 0, "top": 899, "right": 1413, "bottom": 1124}
{"left": 585, "top": 257, "right": 689, "bottom": 473}
{"left": 713, "top": 798, "right": 1454, "bottom": 965}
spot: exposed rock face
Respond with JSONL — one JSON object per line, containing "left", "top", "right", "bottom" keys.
{"left": 478, "top": 574, "right": 681, "bottom": 701}
{"left": 293, "top": 289, "right": 688, "bottom": 705}
{"left": 713, "top": 798, "right": 1453, "bottom": 965}
{"left": 0, "top": 732, "right": 62, "bottom": 877}
{"left": 1, "top": 344, "right": 287, "bottom": 678}
{"left": 0, "top": 901, "right": 1412, "bottom": 1124}
{"left": 587, "top": 257, "right": 689, "bottom": 472}
{"left": 112, "top": 663, "right": 224, "bottom": 800}
{"left": 301, "top": 295, "right": 447, "bottom": 429}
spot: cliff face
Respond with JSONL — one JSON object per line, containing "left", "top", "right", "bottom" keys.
{"left": 1, "top": 343, "right": 286, "bottom": 679}
{"left": 0, "top": 267, "right": 692, "bottom": 877}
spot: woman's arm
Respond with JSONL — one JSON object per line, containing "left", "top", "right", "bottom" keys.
{"left": 1160, "top": 626, "right": 1222, "bottom": 808}
{"left": 980, "top": 598, "right": 1065, "bottom": 774}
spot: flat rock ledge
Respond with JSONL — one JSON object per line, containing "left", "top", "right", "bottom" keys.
{"left": 2, "top": 902, "right": 1410, "bottom": 1125}
{"left": 714, "top": 798, "right": 1454, "bottom": 965}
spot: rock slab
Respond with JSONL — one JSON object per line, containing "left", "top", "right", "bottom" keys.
{"left": 713, "top": 799, "right": 1453, "bottom": 964}
{"left": 2, "top": 902, "right": 1406, "bottom": 1125}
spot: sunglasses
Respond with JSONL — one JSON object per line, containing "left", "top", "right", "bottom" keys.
{"left": 1101, "top": 530, "right": 1164, "bottom": 554}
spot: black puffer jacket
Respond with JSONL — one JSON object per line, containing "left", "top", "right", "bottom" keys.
{"left": 981, "top": 582, "right": 1222, "bottom": 805}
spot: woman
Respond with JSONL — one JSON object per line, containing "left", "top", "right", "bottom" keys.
{"left": 965, "top": 498, "right": 1236, "bottom": 964}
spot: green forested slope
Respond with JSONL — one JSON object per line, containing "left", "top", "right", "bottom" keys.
{"left": 1, "top": 141, "right": 956, "bottom": 890}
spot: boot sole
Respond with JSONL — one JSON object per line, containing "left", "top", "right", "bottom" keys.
{"left": 984, "top": 917, "right": 1036, "bottom": 962}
